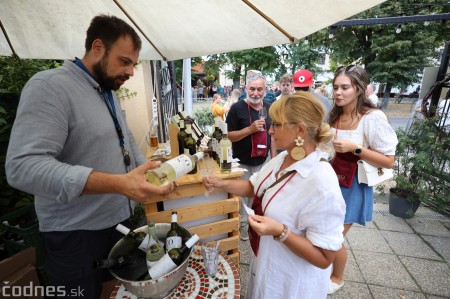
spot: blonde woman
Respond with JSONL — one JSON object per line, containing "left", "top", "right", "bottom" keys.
{"left": 204, "top": 93, "right": 345, "bottom": 298}
{"left": 211, "top": 93, "right": 228, "bottom": 120}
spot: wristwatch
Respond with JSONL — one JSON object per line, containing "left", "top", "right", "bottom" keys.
{"left": 353, "top": 145, "right": 363, "bottom": 155}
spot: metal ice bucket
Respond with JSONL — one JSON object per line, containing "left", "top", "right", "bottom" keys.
{"left": 108, "top": 223, "right": 193, "bottom": 298}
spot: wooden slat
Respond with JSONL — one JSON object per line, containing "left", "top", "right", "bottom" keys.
{"left": 217, "top": 235, "right": 239, "bottom": 252}
{"left": 189, "top": 218, "right": 239, "bottom": 240}
{"left": 145, "top": 197, "right": 239, "bottom": 223}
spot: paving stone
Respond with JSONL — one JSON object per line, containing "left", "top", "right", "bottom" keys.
{"left": 326, "top": 281, "right": 371, "bottom": 299}
{"left": 422, "top": 235, "right": 450, "bottom": 262}
{"left": 399, "top": 256, "right": 450, "bottom": 297}
{"left": 345, "top": 249, "right": 365, "bottom": 283}
{"left": 239, "top": 239, "right": 253, "bottom": 265}
{"left": 239, "top": 263, "right": 249, "bottom": 299}
{"left": 381, "top": 231, "right": 442, "bottom": 260}
{"left": 346, "top": 226, "right": 393, "bottom": 254}
{"left": 354, "top": 221, "right": 376, "bottom": 229}
{"left": 372, "top": 213, "right": 414, "bottom": 233}
{"left": 353, "top": 251, "right": 419, "bottom": 291}
{"left": 369, "top": 285, "right": 426, "bottom": 299}
{"left": 406, "top": 218, "right": 450, "bottom": 237}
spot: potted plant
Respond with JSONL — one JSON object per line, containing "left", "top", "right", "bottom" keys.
{"left": 388, "top": 120, "right": 428, "bottom": 218}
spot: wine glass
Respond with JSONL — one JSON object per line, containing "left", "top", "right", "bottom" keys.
{"left": 258, "top": 106, "right": 267, "bottom": 131}
{"left": 198, "top": 154, "right": 215, "bottom": 197}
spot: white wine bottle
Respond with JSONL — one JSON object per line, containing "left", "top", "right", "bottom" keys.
{"left": 148, "top": 234, "right": 199, "bottom": 279}
{"left": 165, "top": 211, "right": 182, "bottom": 252}
{"left": 219, "top": 121, "right": 232, "bottom": 173}
{"left": 146, "top": 152, "right": 204, "bottom": 186}
{"left": 146, "top": 221, "right": 164, "bottom": 268}
{"left": 115, "top": 224, "right": 150, "bottom": 254}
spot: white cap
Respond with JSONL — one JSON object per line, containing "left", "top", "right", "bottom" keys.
{"left": 185, "top": 234, "right": 200, "bottom": 248}
{"left": 116, "top": 224, "right": 131, "bottom": 235}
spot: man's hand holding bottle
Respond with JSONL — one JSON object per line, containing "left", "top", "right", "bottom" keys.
{"left": 124, "top": 160, "right": 178, "bottom": 202}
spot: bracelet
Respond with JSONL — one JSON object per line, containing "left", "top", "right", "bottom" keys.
{"left": 273, "top": 224, "right": 290, "bottom": 242}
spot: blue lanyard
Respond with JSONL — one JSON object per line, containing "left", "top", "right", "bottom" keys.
{"left": 74, "top": 59, "right": 130, "bottom": 168}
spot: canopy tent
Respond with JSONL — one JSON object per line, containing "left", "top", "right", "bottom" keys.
{"left": 0, "top": 0, "right": 386, "bottom": 61}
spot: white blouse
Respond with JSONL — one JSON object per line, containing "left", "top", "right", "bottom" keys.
{"left": 333, "top": 110, "right": 398, "bottom": 155}
{"left": 247, "top": 149, "right": 346, "bottom": 299}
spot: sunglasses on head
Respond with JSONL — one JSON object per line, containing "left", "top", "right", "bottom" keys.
{"left": 335, "top": 64, "right": 357, "bottom": 75}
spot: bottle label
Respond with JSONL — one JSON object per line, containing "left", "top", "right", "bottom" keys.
{"left": 220, "top": 146, "right": 232, "bottom": 163}
{"left": 146, "top": 260, "right": 159, "bottom": 268}
{"left": 138, "top": 235, "right": 150, "bottom": 252}
{"left": 148, "top": 254, "right": 177, "bottom": 279}
{"left": 166, "top": 155, "right": 193, "bottom": 178}
{"left": 166, "top": 236, "right": 182, "bottom": 252}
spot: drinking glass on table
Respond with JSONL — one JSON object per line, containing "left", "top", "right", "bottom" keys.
{"left": 258, "top": 106, "right": 267, "bottom": 131}
{"left": 198, "top": 153, "right": 215, "bottom": 197}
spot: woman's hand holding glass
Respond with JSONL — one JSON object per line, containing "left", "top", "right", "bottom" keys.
{"left": 198, "top": 153, "right": 215, "bottom": 197}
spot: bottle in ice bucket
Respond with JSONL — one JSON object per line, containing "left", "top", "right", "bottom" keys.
{"left": 146, "top": 152, "right": 204, "bottom": 186}
{"left": 146, "top": 221, "right": 164, "bottom": 268}
{"left": 146, "top": 234, "right": 199, "bottom": 280}
{"left": 115, "top": 224, "right": 150, "bottom": 255}
{"left": 95, "top": 249, "right": 147, "bottom": 281}
{"left": 165, "top": 211, "right": 182, "bottom": 252}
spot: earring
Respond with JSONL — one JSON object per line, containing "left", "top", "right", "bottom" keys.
{"left": 291, "top": 136, "right": 305, "bottom": 161}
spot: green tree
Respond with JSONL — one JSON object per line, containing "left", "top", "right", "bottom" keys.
{"left": 205, "top": 47, "right": 280, "bottom": 88}
{"left": 315, "top": 0, "right": 449, "bottom": 105}
{"left": 277, "top": 39, "right": 325, "bottom": 78}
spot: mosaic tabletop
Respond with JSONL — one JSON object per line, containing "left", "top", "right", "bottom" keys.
{"left": 110, "top": 245, "right": 240, "bottom": 299}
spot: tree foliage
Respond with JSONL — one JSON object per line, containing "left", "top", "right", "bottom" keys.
{"left": 317, "top": 0, "right": 450, "bottom": 96}
{"left": 205, "top": 47, "right": 279, "bottom": 87}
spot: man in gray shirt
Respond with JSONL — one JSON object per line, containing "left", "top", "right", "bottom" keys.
{"left": 5, "top": 15, "right": 175, "bottom": 298}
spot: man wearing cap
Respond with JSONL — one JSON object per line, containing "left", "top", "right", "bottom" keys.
{"left": 293, "top": 69, "right": 332, "bottom": 119}
{"left": 226, "top": 70, "right": 276, "bottom": 241}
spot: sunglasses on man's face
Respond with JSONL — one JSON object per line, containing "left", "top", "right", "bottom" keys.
{"left": 335, "top": 64, "right": 357, "bottom": 75}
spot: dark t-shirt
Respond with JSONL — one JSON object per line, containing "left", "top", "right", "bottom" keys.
{"left": 226, "top": 100, "right": 272, "bottom": 166}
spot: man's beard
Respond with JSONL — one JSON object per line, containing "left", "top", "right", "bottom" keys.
{"left": 93, "top": 57, "right": 128, "bottom": 91}
{"left": 247, "top": 96, "right": 262, "bottom": 105}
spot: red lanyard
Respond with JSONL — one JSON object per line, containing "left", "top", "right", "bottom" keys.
{"left": 255, "top": 170, "right": 296, "bottom": 214}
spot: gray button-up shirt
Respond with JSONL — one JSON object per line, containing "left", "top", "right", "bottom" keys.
{"left": 6, "top": 60, "right": 146, "bottom": 231}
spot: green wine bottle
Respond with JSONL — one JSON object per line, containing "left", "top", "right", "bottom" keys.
{"left": 177, "top": 119, "right": 187, "bottom": 156}
{"left": 211, "top": 117, "right": 222, "bottom": 163}
{"left": 148, "top": 234, "right": 199, "bottom": 279}
{"left": 95, "top": 249, "right": 148, "bottom": 281}
{"left": 146, "top": 221, "right": 164, "bottom": 267}
{"left": 115, "top": 224, "right": 150, "bottom": 254}
{"left": 183, "top": 120, "right": 197, "bottom": 174}
{"left": 165, "top": 211, "right": 182, "bottom": 252}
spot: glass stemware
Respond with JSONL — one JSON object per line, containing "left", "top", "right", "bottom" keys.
{"left": 258, "top": 106, "right": 267, "bottom": 131}
{"left": 198, "top": 153, "right": 215, "bottom": 197}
